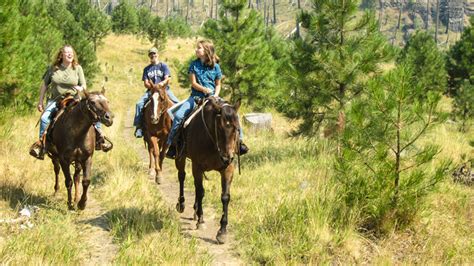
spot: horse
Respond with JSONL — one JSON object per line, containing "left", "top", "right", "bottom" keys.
{"left": 142, "top": 85, "right": 172, "bottom": 184}
{"left": 174, "top": 96, "right": 241, "bottom": 244}
{"left": 45, "top": 90, "right": 114, "bottom": 210}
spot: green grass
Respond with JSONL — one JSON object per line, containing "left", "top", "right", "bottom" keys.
{"left": 0, "top": 34, "right": 473, "bottom": 264}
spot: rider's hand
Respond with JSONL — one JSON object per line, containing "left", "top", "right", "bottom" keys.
{"left": 203, "top": 88, "right": 212, "bottom": 95}
{"left": 37, "top": 104, "right": 44, "bottom": 113}
{"left": 73, "top": 85, "right": 84, "bottom": 91}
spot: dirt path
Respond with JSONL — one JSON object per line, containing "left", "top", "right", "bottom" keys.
{"left": 125, "top": 109, "right": 243, "bottom": 265}
{"left": 75, "top": 195, "right": 118, "bottom": 265}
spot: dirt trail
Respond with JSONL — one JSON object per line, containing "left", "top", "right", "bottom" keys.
{"left": 75, "top": 195, "right": 118, "bottom": 265}
{"left": 125, "top": 109, "right": 243, "bottom": 265}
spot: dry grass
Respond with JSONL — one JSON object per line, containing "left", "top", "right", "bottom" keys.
{"left": 0, "top": 34, "right": 473, "bottom": 264}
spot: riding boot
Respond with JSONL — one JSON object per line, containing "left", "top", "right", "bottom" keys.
{"left": 166, "top": 144, "right": 176, "bottom": 159}
{"left": 95, "top": 128, "right": 113, "bottom": 152}
{"left": 29, "top": 140, "right": 45, "bottom": 160}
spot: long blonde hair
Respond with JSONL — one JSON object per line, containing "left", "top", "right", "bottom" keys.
{"left": 198, "top": 40, "right": 219, "bottom": 68}
{"left": 52, "top": 45, "right": 79, "bottom": 70}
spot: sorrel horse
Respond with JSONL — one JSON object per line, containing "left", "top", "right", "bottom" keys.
{"left": 175, "top": 96, "right": 241, "bottom": 244}
{"left": 45, "top": 90, "right": 114, "bottom": 210}
{"left": 143, "top": 85, "right": 172, "bottom": 184}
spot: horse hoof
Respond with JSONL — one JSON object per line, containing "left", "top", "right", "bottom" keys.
{"left": 176, "top": 203, "right": 185, "bottom": 213}
{"left": 148, "top": 169, "right": 155, "bottom": 178}
{"left": 77, "top": 200, "right": 87, "bottom": 210}
{"left": 216, "top": 231, "right": 227, "bottom": 244}
{"left": 155, "top": 175, "right": 162, "bottom": 184}
{"left": 68, "top": 205, "right": 75, "bottom": 211}
{"left": 196, "top": 222, "right": 206, "bottom": 230}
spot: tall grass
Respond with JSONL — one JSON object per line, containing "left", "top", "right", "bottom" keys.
{"left": 0, "top": 35, "right": 472, "bottom": 264}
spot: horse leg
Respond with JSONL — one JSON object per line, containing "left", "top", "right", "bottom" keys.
{"left": 147, "top": 139, "right": 155, "bottom": 178}
{"left": 60, "top": 161, "right": 74, "bottom": 210}
{"left": 216, "top": 165, "right": 234, "bottom": 244}
{"left": 192, "top": 164, "right": 205, "bottom": 229}
{"left": 151, "top": 137, "right": 161, "bottom": 184}
{"left": 52, "top": 159, "right": 61, "bottom": 196}
{"left": 77, "top": 158, "right": 92, "bottom": 210}
{"left": 175, "top": 157, "right": 186, "bottom": 213}
{"left": 73, "top": 164, "right": 81, "bottom": 204}
{"left": 156, "top": 138, "right": 168, "bottom": 184}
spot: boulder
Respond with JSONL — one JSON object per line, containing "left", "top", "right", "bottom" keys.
{"left": 243, "top": 113, "right": 272, "bottom": 131}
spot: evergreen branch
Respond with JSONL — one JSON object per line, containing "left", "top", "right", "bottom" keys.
{"left": 400, "top": 105, "right": 434, "bottom": 154}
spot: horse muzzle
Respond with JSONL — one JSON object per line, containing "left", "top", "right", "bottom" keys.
{"left": 101, "top": 112, "right": 114, "bottom": 127}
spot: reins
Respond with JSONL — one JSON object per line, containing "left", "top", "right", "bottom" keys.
{"left": 200, "top": 101, "right": 238, "bottom": 170}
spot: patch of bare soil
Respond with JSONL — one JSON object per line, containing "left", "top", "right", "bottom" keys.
{"left": 75, "top": 195, "right": 118, "bottom": 265}
{"left": 125, "top": 109, "right": 243, "bottom": 265}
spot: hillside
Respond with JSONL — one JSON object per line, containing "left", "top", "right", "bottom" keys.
{"left": 0, "top": 35, "right": 472, "bottom": 264}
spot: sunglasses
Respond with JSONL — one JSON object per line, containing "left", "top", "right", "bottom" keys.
{"left": 148, "top": 53, "right": 157, "bottom": 57}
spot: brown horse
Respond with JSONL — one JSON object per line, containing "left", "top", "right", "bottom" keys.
{"left": 46, "top": 90, "right": 114, "bottom": 210}
{"left": 143, "top": 86, "right": 172, "bottom": 184}
{"left": 175, "top": 96, "right": 241, "bottom": 244}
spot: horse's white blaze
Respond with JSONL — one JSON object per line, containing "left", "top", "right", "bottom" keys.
{"left": 152, "top": 92, "right": 159, "bottom": 121}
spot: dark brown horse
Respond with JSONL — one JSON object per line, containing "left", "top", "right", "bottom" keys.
{"left": 143, "top": 86, "right": 172, "bottom": 184}
{"left": 175, "top": 96, "right": 241, "bottom": 244}
{"left": 46, "top": 90, "right": 114, "bottom": 210}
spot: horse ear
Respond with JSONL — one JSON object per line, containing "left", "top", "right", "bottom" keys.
{"left": 101, "top": 86, "right": 106, "bottom": 95}
{"left": 83, "top": 89, "right": 89, "bottom": 98}
{"left": 233, "top": 98, "right": 241, "bottom": 112}
{"left": 209, "top": 97, "right": 222, "bottom": 113}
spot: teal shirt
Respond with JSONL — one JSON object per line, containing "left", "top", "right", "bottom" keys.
{"left": 188, "top": 59, "right": 222, "bottom": 98}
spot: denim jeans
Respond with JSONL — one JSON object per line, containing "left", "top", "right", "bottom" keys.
{"left": 39, "top": 101, "right": 57, "bottom": 138}
{"left": 166, "top": 97, "right": 244, "bottom": 145}
{"left": 134, "top": 88, "right": 179, "bottom": 128}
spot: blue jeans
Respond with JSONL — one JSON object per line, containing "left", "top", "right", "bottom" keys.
{"left": 167, "top": 96, "right": 196, "bottom": 145}
{"left": 166, "top": 97, "right": 244, "bottom": 145}
{"left": 39, "top": 101, "right": 57, "bottom": 138}
{"left": 134, "top": 88, "right": 179, "bottom": 128}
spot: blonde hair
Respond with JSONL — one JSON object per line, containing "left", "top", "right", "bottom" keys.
{"left": 52, "top": 45, "right": 79, "bottom": 70}
{"left": 198, "top": 40, "right": 219, "bottom": 68}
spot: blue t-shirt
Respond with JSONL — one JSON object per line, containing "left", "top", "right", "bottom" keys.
{"left": 188, "top": 59, "right": 222, "bottom": 98}
{"left": 142, "top": 63, "right": 171, "bottom": 88}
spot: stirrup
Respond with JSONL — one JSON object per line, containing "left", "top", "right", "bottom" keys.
{"left": 29, "top": 141, "right": 45, "bottom": 160}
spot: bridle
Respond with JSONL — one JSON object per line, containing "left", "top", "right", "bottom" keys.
{"left": 201, "top": 101, "right": 239, "bottom": 169}
{"left": 80, "top": 96, "right": 104, "bottom": 123}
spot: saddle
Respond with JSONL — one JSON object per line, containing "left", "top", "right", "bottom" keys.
{"left": 44, "top": 95, "right": 80, "bottom": 144}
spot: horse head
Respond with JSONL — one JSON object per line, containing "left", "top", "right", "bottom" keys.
{"left": 83, "top": 90, "right": 114, "bottom": 127}
{"left": 150, "top": 86, "right": 169, "bottom": 124}
{"left": 206, "top": 97, "right": 241, "bottom": 167}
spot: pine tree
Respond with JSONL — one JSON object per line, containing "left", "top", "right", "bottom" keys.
{"left": 201, "top": 0, "right": 278, "bottom": 108}
{"left": 68, "top": 0, "right": 111, "bottom": 52}
{"left": 398, "top": 30, "right": 447, "bottom": 97}
{"left": 447, "top": 16, "right": 474, "bottom": 131}
{"left": 111, "top": 0, "right": 139, "bottom": 34}
{"left": 285, "top": 0, "right": 393, "bottom": 134}
{"left": 336, "top": 65, "right": 450, "bottom": 233}
{"left": 47, "top": 1, "right": 99, "bottom": 81}
{"left": 147, "top": 16, "right": 167, "bottom": 51}
{"left": 137, "top": 7, "right": 153, "bottom": 37}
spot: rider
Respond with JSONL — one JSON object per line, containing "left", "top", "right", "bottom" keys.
{"left": 29, "top": 45, "right": 112, "bottom": 160}
{"left": 165, "top": 40, "right": 248, "bottom": 159}
{"left": 134, "top": 47, "right": 179, "bottom": 138}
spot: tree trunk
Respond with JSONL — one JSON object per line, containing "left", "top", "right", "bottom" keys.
{"left": 272, "top": 0, "right": 276, "bottom": 24}
{"left": 296, "top": 0, "right": 301, "bottom": 37}
{"left": 435, "top": 0, "right": 440, "bottom": 43}
{"left": 426, "top": 0, "right": 430, "bottom": 29}
{"left": 186, "top": 0, "right": 190, "bottom": 23}
{"left": 393, "top": 1, "right": 402, "bottom": 44}
{"left": 166, "top": 0, "right": 169, "bottom": 16}
{"left": 210, "top": 0, "right": 213, "bottom": 17}
{"left": 378, "top": 0, "right": 384, "bottom": 31}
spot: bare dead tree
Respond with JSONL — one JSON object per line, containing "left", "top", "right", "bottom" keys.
{"left": 435, "top": 0, "right": 440, "bottom": 43}
{"left": 272, "top": 0, "right": 276, "bottom": 24}
{"left": 426, "top": 0, "right": 430, "bottom": 29}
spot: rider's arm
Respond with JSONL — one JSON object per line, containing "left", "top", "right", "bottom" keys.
{"left": 214, "top": 78, "right": 221, "bottom": 97}
{"left": 144, "top": 79, "right": 153, "bottom": 90}
{"left": 189, "top": 73, "right": 211, "bottom": 95}
{"left": 37, "top": 81, "right": 48, "bottom": 112}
